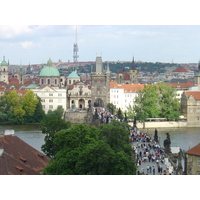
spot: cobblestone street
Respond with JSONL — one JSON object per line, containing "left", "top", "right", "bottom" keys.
{"left": 131, "top": 129, "right": 175, "bottom": 175}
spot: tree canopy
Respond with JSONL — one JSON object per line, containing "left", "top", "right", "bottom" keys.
{"left": 43, "top": 121, "right": 136, "bottom": 175}
{"left": 133, "top": 82, "right": 180, "bottom": 121}
{"left": 0, "top": 90, "right": 45, "bottom": 124}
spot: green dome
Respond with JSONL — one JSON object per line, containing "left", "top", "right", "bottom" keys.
{"left": 68, "top": 71, "right": 80, "bottom": 78}
{"left": 39, "top": 59, "right": 60, "bottom": 77}
{"left": 1, "top": 59, "right": 8, "bottom": 66}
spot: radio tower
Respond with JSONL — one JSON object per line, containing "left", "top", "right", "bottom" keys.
{"left": 73, "top": 26, "right": 79, "bottom": 64}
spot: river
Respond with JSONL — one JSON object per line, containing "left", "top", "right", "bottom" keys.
{"left": 0, "top": 124, "right": 45, "bottom": 153}
{"left": 0, "top": 125, "right": 200, "bottom": 153}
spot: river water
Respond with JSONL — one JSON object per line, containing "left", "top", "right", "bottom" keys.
{"left": 0, "top": 125, "right": 200, "bottom": 153}
{"left": 0, "top": 124, "right": 45, "bottom": 153}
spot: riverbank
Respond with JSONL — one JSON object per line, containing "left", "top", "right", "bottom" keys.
{"left": 128, "top": 121, "right": 199, "bottom": 128}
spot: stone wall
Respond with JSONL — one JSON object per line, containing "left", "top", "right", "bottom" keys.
{"left": 128, "top": 121, "right": 189, "bottom": 128}
{"left": 64, "top": 111, "right": 88, "bottom": 124}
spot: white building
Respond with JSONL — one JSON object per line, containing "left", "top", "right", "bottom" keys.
{"left": 32, "top": 86, "right": 67, "bottom": 114}
{"left": 110, "top": 81, "right": 144, "bottom": 111}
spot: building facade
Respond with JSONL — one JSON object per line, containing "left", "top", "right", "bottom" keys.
{"left": 110, "top": 81, "right": 144, "bottom": 111}
{"left": 32, "top": 86, "right": 67, "bottom": 114}
{"left": 185, "top": 143, "right": 200, "bottom": 175}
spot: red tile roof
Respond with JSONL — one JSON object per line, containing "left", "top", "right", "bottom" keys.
{"left": 117, "top": 71, "right": 130, "bottom": 80}
{"left": 186, "top": 143, "right": 200, "bottom": 156}
{"left": 110, "top": 81, "right": 144, "bottom": 92}
{"left": 173, "top": 67, "right": 188, "bottom": 72}
{"left": 0, "top": 135, "right": 50, "bottom": 175}
{"left": 166, "top": 80, "right": 195, "bottom": 89}
{"left": 185, "top": 91, "right": 200, "bottom": 100}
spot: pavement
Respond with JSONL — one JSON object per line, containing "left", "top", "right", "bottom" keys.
{"left": 132, "top": 140, "right": 174, "bottom": 175}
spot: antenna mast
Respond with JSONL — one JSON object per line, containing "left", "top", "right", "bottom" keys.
{"left": 73, "top": 26, "right": 79, "bottom": 64}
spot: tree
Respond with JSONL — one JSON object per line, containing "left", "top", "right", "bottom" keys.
{"left": 107, "top": 103, "right": 116, "bottom": 115}
{"left": 116, "top": 108, "right": 124, "bottom": 121}
{"left": 134, "top": 84, "right": 160, "bottom": 122}
{"left": 47, "top": 105, "right": 64, "bottom": 118}
{"left": 40, "top": 115, "right": 71, "bottom": 157}
{"left": 98, "top": 120, "right": 132, "bottom": 155}
{"left": 5, "top": 90, "right": 25, "bottom": 124}
{"left": 126, "top": 105, "right": 135, "bottom": 120}
{"left": 157, "top": 82, "right": 180, "bottom": 120}
{"left": 43, "top": 123, "right": 136, "bottom": 175}
{"left": 22, "top": 90, "right": 38, "bottom": 116}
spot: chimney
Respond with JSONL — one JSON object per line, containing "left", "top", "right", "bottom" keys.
{"left": 4, "top": 130, "right": 15, "bottom": 135}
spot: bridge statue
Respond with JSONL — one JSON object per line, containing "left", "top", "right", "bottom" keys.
{"left": 163, "top": 132, "right": 171, "bottom": 154}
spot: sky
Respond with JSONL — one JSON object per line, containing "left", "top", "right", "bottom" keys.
{"left": 1, "top": 1, "right": 200, "bottom": 65}
{"left": 1, "top": 25, "right": 200, "bottom": 65}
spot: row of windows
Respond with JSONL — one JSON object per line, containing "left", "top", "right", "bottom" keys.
{"left": 41, "top": 78, "right": 59, "bottom": 85}
{"left": 43, "top": 105, "right": 54, "bottom": 109}
{"left": 111, "top": 94, "right": 135, "bottom": 98}
{"left": 40, "top": 93, "right": 63, "bottom": 97}
{"left": 42, "top": 99, "right": 63, "bottom": 103}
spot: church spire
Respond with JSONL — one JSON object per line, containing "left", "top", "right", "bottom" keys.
{"left": 131, "top": 55, "right": 136, "bottom": 70}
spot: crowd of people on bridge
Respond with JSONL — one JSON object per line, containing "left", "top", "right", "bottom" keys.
{"left": 130, "top": 127, "right": 172, "bottom": 175}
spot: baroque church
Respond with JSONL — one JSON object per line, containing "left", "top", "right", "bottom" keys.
{"left": 116, "top": 56, "right": 138, "bottom": 84}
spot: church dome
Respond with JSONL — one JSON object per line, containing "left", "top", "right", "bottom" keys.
{"left": 68, "top": 71, "right": 80, "bottom": 78}
{"left": 39, "top": 59, "right": 60, "bottom": 77}
{"left": 1, "top": 57, "right": 8, "bottom": 66}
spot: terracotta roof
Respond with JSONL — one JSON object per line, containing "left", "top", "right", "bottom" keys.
{"left": 185, "top": 91, "right": 200, "bottom": 100}
{"left": 186, "top": 143, "right": 200, "bottom": 156}
{"left": 110, "top": 81, "right": 144, "bottom": 92}
{"left": 173, "top": 67, "right": 188, "bottom": 72}
{"left": 0, "top": 135, "right": 50, "bottom": 175}
{"left": 166, "top": 80, "right": 195, "bottom": 89}
{"left": 117, "top": 71, "right": 130, "bottom": 80}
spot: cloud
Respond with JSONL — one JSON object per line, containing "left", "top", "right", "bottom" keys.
{"left": 0, "top": 25, "right": 32, "bottom": 38}
{"left": 20, "top": 41, "right": 35, "bottom": 49}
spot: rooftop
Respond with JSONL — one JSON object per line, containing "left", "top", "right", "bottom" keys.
{"left": 186, "top": 143, "right": 200, "bottom": 156}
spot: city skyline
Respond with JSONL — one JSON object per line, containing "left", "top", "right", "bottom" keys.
{"left": 1, "top": 25, "right": 200, "bottom": 65}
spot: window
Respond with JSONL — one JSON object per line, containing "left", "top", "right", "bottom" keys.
{"left": 49, "top": 99, "right": 53, "bottom": 102}
{"left": 42, "top": 105, "right": 45, "bottom": 109}
{"left": 49, "top": 93, "right": 53, "bottom": 96}
{"left": 198, "top": 158, "right": 200, "bottom": 167}
{"left": 49, "top": 105, "right": 53, "bottom": 109}
{"left": 58, "top": 93, "right": 62, "bottom": 96}
{"left": 55, "top": 79, "right": 57, "bottom": 84}
{"left": 41, "top": 99, "right": 45, "bottom": 102}
{"left": 69, "top": 80, "right": 71, "bottom": 85}
{"left": 47, "top": 79, "right": 50, "bottom": 84}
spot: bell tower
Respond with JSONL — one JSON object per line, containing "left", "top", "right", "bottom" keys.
{"left": 0, "top": 57, "right": 9, "bottom": 84}
{"left": 130, "top": 56, "right": 138, "bottom": 84}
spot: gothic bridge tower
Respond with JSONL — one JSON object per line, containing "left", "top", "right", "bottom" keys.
{"left": 91, "top": 56, "right": 110, "bottom": 108}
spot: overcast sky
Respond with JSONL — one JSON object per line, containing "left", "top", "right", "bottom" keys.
{"left": 1, "top": 2, "right": 200, "bottom": 65}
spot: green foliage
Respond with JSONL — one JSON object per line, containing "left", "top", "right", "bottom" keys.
{"left": 43, "top": 122, "right": 136, "bottom": 175}
{"left": 107, "top": 103, "right": 117, "bottom": 115}
{"left": 116, "top": 108, "right": 124, "bottom": 120}
{"left": 0, "top": 90, "right": 44, "bottom": 125}
{"left": 47, "top": 105, "right": 64, "bottom": 118}
{"left": 22, "top": 90, "right": 38, "bottom": 116}
{"left": 40, "top": 115, "right": 71, "bottom": 158}
{"left": 134, "top": 83, "right": 180, "bottom": 121}
{"left": 126, "top": 105, "right": 135, "bottom": 119}
{"left": 157, "top": 82, "right": 180, "bottom": 120}
{"left": 134, "top": 84, "right": 160, "bottom": 122}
